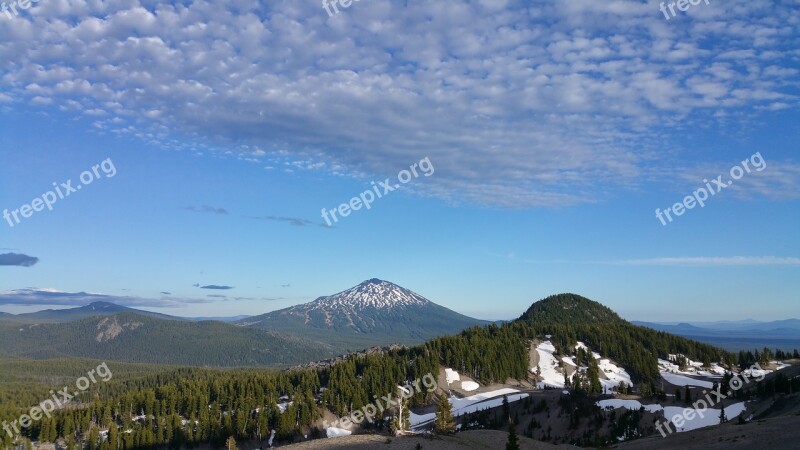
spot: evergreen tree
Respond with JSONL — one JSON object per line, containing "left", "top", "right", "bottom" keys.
{"left": 587, "top": 358, "right": 602, "bottom": 394}
{"left": 392, "top": 391, "right": 411, "bottom": 435}
{"left": 506, "top": 419, "right": 520, "bottom": 450}
{"left": 88, "top": 426, "right": 100, "bottom": 450}
{"left": 225, "top": 436, "right": 237, "bottom": 450}
{"left": 433, "top": 395, "right": 455, "bottom": 435}
{"left": 108, "top": 422, "right": 119, "bottom": 450}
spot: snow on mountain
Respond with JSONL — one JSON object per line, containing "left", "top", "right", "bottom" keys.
{"left": 237, "top": 279, "right": 486, "bottom": 348}
{"left": 661, "top": 372, "right": 714, "bottom": 389}
{"left": 311, "top": 279, "right": 431, "bottom": 310}
{"left": 532, "top": 340, "right": 632, "bottom": 392}
{"left": 533, "top": 340, "right": 565, "bottom": 389}
{"left": 410, "top": 388, "right": 529, "bottom": 429}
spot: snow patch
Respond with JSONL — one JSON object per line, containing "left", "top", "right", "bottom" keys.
{"left": 596, "top": 399, "right": 663, "bottom": 413}
{"left": 325, "top": 427, "right": 352, "bottom": 438}
{"left": 461, "top": 381, "right": 479, "bottom": 392}
{"left": 661, "top": 373, "right": 714, "bottom": 389}
{"left": 410, "top": 388, "right": 528, "bottom": 429}
{"left": 664, "top": 402, "right": 747, "bottom": 432}
{"left": 445, "top": 368, "right": 461, "bottom": 384}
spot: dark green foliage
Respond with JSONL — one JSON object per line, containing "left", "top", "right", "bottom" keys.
{"left": 514, "top": 293, "right": 730, "bottom": 386}
{"left": 433, "top": 394, "right": 455, "bottom": 434}
{"left": 0, "top": 313, "right": 335, "bottom": 367}
{"left": 427, "top": 323, "right": 528, "bottom": 384}
{"left": 506, "top": 419, "right": 520, "bottom": 450}
{"left": 608, "top": 408, "right": 643, "bottom": 441}
{"left": 239, "top": 300, "right": 488, "bottom": 353}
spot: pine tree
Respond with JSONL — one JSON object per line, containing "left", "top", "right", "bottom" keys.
{"left": 88, "top": 426, "right": 100, "bottom": 450}
{"left": 393, "top": 392, "right": 411, "bottom": 435}
{"left": 506, "top": 419, "right": 520, "bottom": 450}
{"left": 225, "top": 436, "right": 237, "bottom": 450}
{"left": 108, "top": 423, "right": 119, "bottom": 450}
{"left": 433, "top": 395, "right": 456, "bottom": 435}
{"left": 588, "top": 358, "right": 602, "bottom": 393}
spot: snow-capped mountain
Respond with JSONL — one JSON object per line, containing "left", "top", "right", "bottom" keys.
{"left": 238, "top": 279, "right": 486, "bottom": 350}
{"left": 313, "top": 278, "right": 431, "bottom": 309}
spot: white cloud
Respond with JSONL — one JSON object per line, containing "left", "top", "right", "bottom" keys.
{"left": 0, "top": 0, "right": 797, "bottom": 206}
{"left": 608, "top": 256, "right": 800, "bottom": 266}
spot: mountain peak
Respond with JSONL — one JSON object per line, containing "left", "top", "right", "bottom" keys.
{"left": 315, "top": 279, "right": 431, "bottom": 309}
{"left": 238, "top": 279, "right": 485, "bottom": 345}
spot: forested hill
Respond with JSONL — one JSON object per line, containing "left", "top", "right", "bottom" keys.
{"left": 512, "top": 293, "right": 731, "bottom": 392}
{"left": 519, "top": 293, "right": 624, "bottom": 324}
{"left": 0, "top": 312, "right": 336, "bottom": 367}
{"left": 4, "top": 301, "right": 182, "bottom": 324}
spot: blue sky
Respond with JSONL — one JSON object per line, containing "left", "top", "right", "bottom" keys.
{"left": 1, "top": 0, "right": 798, "bottom": 321}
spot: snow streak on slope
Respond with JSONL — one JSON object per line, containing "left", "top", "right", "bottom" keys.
{"left": 661, "top": 372, "right": 714, "bottom": 389}
{"left": 533, "top": 341, "right": 565, "bottom": 388}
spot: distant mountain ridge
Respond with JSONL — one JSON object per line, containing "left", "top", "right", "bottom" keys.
{"left": 4, "top": 301, "right": 182, "bottom": 324}
{"left": 237, "top": 279, "right": 487, "bottom": 351}
{"left": 0, "top": 279, "right": 486, "bottom": 366}
{"left": 0, "top": 311, "right": 335, "bottom": 366}
{"left": 633, "top": 319, "right": 800, "bottom": 351}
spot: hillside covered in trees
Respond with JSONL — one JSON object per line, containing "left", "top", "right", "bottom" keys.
{"left": 0, "top": 293, "right": 768, "bottom": 449}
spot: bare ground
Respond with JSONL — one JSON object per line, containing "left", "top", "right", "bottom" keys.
{"left": 276, "top": 430, "right": 576, "bottom": 449}
{"left": 614, "top": 412, "right": 800, "bottom": 450}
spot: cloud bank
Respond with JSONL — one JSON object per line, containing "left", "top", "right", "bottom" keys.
{"left": 0, "top": 0, "right": 798, "bottom": 206}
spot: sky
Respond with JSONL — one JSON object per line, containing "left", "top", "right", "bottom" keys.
{"left": 1, "top": 0, "right": 798, "bottom": 322}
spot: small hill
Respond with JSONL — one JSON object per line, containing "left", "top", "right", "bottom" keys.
{"left": 238, "top": 279, "right": 487, "bottom": 352}
{"left": 514, "top": 293, "right": 729, "bottom": 387}
{"left": 519, "top": 293, "right": 624, "bottom": 325}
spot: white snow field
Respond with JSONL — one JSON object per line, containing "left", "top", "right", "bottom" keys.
{"left": 597, "top": 357, "right": 633, "bottom": 391}
{"left": 663, "top": 402, "right": 747, "bottom": 432}
{"left": 532, "top": 340, "right": 633, "bottom": 392}
{"left": 410, "top": 388, "right": 528, "bottom": 429}
{"left": 533, "top": 340, "right": 566, "bottom": 388}
{"left": 660, "top": 372, "right": 715, "bottom": 389}
{"left": 596, "top": 399, "right": 748, "bottom": 433}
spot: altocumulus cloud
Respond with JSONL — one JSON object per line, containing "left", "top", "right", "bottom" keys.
{"left": 0, "top": 253, "right": 39, "bottom": 267}
{"left": 0, "top": 1, "right": 798, "bottom": 206}
{"left": 185, "top": 205, "right": 229, "bottom": 215}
